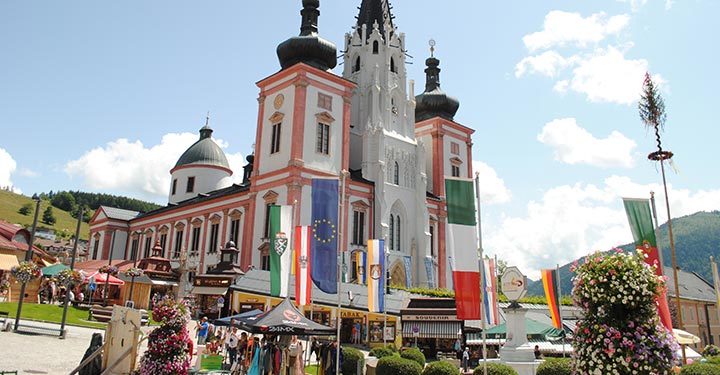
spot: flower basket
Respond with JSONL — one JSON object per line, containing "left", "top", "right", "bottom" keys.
{"left": 0, "top": 278, "right": 10, "bottom": 294}
{"left": 10, "top": 261, "right": 42, "bottom": 284}
{"left": 99, "top": 264, "right": 119, "bottom": 275}
{"left": 56, "top": 269, "right": 84, "bottom": 287}
{"left": 125, "top": 267, "right": 144, "bottom": 278}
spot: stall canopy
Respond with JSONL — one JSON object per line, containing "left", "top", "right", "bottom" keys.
{"left": 0, "top": 254, "right": 20, "bottom": 271}
{"left": 85, "top": 271, "right": 125, "bottom": 286}
{"left": 214, "top": 309, "right": 263, "bottom": 327}
{"left": 236, "top": 298, "right": 335, "bottom": 335}
{"left": 42, "top": 263, "right": 70, "bottom": 276}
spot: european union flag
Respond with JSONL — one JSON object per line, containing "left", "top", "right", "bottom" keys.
{"left": 311, "top": 178, "right": 339, "bottom": 294}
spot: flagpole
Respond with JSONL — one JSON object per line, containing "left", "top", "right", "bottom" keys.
{"left": 291, "top": 199, "right": 297, "bottom": 303}
{"left": 557, "top": 263, "right": 565, "bottom": 358}
{"left": 474, "top": 172, "right": 487, "bottom": 375}
{"left": 336, "top": 170, "right": 348, "bottom": 375}
{"left": 383, "top": 249, "right": 388, "bottom": 348}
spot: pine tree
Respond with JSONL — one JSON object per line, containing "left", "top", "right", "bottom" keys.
{"left": 638, "top": 72, "right": 668, "bottom": 152}
{"left": 42, "top": 206, "right": 56, "bottom": 225}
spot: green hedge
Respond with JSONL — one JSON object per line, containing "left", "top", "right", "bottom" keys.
{"left": 342, "top": 347, "right": 365, "bottom": 375}
{"left": 401, "top": 348, "right": 426, "bottom": 368}
{"left": 472, "top": 362, "right": 518, "bottom": 375}
{"left": 370, "top": 347, "right": 396, "bottom": 358}
{"left": 377, "top": 356, "right": 423, "bottom": 375}
{"left": 422, "top": 360, "right": 460, "bottom": 375}
{"left": 536, "top": 358, "right": 571, "bottom": 375}
{"left": 680, "top": 362, "right": 720, "bottom": 375}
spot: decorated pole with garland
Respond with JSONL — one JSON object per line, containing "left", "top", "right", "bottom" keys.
{"left": 137, "top": 298, "right": 193, "bottom": 375}
{"left": 61, "top": 208, "right": 83, "bottom": 337}
{"left": 13, "top": 194, "right": 41, "bottom": 332}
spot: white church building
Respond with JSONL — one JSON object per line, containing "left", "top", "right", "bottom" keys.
{"left": 88, "top": 0, "right": 475, "bottom": 294}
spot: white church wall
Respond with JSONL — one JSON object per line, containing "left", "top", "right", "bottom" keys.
{"left": 258, "top": 86, "right": 296, "bottom": 176}
{"left": 169, "top": 166, "right": 231, "bottom": 204}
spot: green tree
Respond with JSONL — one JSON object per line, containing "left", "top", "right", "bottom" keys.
{"left": 639, "top": 72, "right": 666, "bottom": 133}
{"left": 42, "top": 206, "right": 56, "bottom": 225}
{"left": 51, "top": 191, "right": 77, "bottom": 212}
{"left": 18, "top": 203, "right": 33, "bottom": 216}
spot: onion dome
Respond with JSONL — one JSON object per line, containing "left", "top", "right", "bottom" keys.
{"left": 277, "top": 0, "right": 337, "bottom": 72}
{"left": 173, "top": 124, "right": 230, "bottom": 170}
{"left": 415, "top": 53, "right": 460, "bottom": 122}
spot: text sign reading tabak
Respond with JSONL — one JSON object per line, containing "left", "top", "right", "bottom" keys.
{"left": 501, "top": 266, "right": 527, "bottom": 301}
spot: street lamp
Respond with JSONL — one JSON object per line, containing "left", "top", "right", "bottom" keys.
{"left": 60, "top": 209, "right": 83, "bottom": 338}
{"left": 14, "top": 193, "right": 41, "bottom": 332}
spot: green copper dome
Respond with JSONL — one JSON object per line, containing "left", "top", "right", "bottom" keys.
{"left": 173, "top": 125, "right": 230, "bottom": 170}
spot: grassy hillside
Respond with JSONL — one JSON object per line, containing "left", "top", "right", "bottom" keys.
{"left": 527, "top": 210, "right": 720, "bottom": 297}
{"left": 0, "top": 190, "right": 90, "bottom": 240}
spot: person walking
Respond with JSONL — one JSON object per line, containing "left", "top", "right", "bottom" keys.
{"left": 196, "top": 316, "right": 209, "bottom": 345}
{"left": 462, "top": 347, "right": 470, "bottom": 373}
{"left": 227, "top": 326, "right": 240, "bottom": 367}
{"left": 288, "top": 335, "right": 304, "bottom": 375}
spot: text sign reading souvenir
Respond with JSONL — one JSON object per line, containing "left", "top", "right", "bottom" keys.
{"left": 501, "top": 266, "right": 527, "bottom": 301}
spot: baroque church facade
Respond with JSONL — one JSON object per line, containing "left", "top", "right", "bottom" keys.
{"left": 88, "top": 0, "right": 474, "bottom": 295}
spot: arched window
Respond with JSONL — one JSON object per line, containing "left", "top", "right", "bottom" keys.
{"left": 373, "top": 40, "right": 379, "bottom": 54}
{"left": 354, "top": 56, "right": 361, "bottom": 72}
{"left": 389, "top": 215, "right": 394, "bottom": 250}
{"left": 390, "top": 57, "right": 396, "bottom": 73}
{"left": 396, "top": 216, "right": 401, "bottom": 251}
{"left": 393, "top": 161, "right": 400, "bottom": 185}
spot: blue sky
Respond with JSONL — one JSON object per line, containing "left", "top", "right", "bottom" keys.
{"left": 1, "top": 0, "right": 719, "bottom": 277}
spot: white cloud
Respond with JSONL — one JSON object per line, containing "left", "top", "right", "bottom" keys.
{"left": 523, "top": 11, "right": 630, "bottom": 52}
{"left": 64, "top": 133, "right": 245, "bottom": 202}
{"left": 484, "top": 176, "right": 720, "bottom": 279}
{"left": 472, "top": 161, "right": 511, "bottom": 205}
{"left": 515, "top": 51, "right": 574, "bottom": 78}
{"left": 568, "top": 46, "right": 652, "bottom": 104}
{"left": 538, "top": 118, "right": 637, "bottom": 168}
{"left": 0, "top": 148, "right": 21, "bottom": 193}
{"left": 616, "top": 0, "right": 648, "bottom": 12}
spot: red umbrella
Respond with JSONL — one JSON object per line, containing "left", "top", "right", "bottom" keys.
{"left": 85, "top": 271, "right": 125, "bottom": 286}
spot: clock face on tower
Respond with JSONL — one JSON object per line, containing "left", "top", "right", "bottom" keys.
{"left": 273, "top": 94, "right": 285, "bottom": 110}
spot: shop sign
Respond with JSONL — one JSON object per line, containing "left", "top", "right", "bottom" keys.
{"left": 501, "top": 266, "right": 527, "bottom": 301}
{"left": 402, "top": 315, "right": 458, "bottom": 321}
{"left": 194, "top": 277, "right": 231, "bottom": 287}
{"left": 341, "top": 310, "right": 364, "bottom": 318}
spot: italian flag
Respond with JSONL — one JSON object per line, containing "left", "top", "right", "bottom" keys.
{"left": 623, "top": 198, "right": 673, "bottom": 330}
{"left": 269, "top": 205, "right": 293, "bottom": 297}
{"left": 295, "top": 226, "right": 311, "bottom": 306}
{"left": 445, "top": 177, "right": 481, "bottom": 320}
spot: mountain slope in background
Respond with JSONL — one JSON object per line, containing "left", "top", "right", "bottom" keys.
{"left": 527, "top": 210, "right": 720, "bottom": 297}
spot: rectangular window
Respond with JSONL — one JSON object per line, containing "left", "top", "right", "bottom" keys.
{"left": 209, "top": 223, "right": 219, "bottom": 253}
{"left": 230, "top": 219, "right": 240, "bottom": 244}
{"left": 159, "top": 233, "right": 167, "bottom": 255}
{"left": 173, "top": 230, "right": 183, "bottom": 258}
{"left": 450, "top": 142, "right": 460, "bottom": 155}
{"left": 190, "top": 226, "right": 201, "bottom": 256}
{"left": 92, "top": 240, "right": 99, "bottom": 259}
{"left": 451, "top": 165, "right": 460, "bottom": 177}
{"left": 352, "top": 211, "right": 365, "bottom": 245}
{"left": 144, "top": 237, "right": 152, "bottom": 258}
{"left": 263, "top": 204, "right": 272, "bottom": 239}
{"left": 270, "top": 123, "right": 282, "bottom": 154}
{"left": 186, "top": 176, "right": 195, "bottom": 193}
{"left": 172, "top": 179, "right": 177, "bottom": 195}
{"left": 316, "top": 123, "right": 330, "bottom": 155}
{"left": 318, "top": 93, "right": 332, "bottom": 111}
{"left": 261, "top": 254, "right": 270, "bottom": 271}
{"left": 429, "top": 225, "right": 435, "bottom": 257}
{"left": 130, "top": 239, "right": 139, "bottom": 261}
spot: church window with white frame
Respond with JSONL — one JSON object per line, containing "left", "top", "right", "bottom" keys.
{"left": 270, "top": 123, "right": 282, "bottom": 154}
{"left": 316, "top": 123, "right": 330, "bottom": 155}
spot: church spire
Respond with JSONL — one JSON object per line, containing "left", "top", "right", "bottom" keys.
{"left": 356, "top": 0, "right": 395, "bottom": 39}
{"left": 415, "top": 41, "right": 460, "bottom": 122}
{"left": 277, "top": 0, "right": 337, "bottom": 72}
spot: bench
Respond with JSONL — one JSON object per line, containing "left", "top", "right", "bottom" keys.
{"left": 90, "top": 305, "right": 149, "bottom": 325}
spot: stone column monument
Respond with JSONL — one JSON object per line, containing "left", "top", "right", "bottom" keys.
{"left": 499, "top": 266, "right": 542, "bottom": 375}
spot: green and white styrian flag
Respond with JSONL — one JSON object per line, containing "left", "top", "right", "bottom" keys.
{"left": 269, "top": 205, "right": 293, "bottom": 297}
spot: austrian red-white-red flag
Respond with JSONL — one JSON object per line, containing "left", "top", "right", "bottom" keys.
{"left": 294, "top": 225, "right": 312, "bottom": 306}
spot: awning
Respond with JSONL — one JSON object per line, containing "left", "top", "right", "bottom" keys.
{"left": 151, "top": 279, "right": 178, "bottom": 286}
{"left": 85, "top": 271, "right": 125, "bottom": 286}
{"left": 190, "top": 286, "right": 228, "bottom": 295}
{"left": 0, "top": 254, "right": 19, "bottom": 271}
{"left": 402, "top": 321, "right": 462, "bottom": 339}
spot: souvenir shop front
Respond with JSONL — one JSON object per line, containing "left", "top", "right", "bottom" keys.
{"left": 400, "top": 297, "right": 464, "bottom": 359}
{"left": 190, "top": 275, "right": 233, "bottom": 319}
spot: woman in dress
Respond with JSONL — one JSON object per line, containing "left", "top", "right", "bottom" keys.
{"left": 246, "top": 337, "right": 261, "bottom": 375}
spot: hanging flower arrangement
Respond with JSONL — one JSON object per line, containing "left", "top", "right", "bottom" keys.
{"left": 125, "top": 267, "right": 144, "bottom": 278}
{"left": 137, "top": 298, "right": 193, "bottom": 375}
{"left": 10, "top": 261, "right": 42, "bottom": 283}
{"left": 571, "top": 249, "right": 679, "bottom": 375}
{"left": 55, "top": 269, "right": 84, "bottom": 287}
{"left": 98, "top": 264, "right": 119, "bottom": 275}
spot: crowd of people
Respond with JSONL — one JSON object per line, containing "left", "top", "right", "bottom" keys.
{"left": 191, "top": 316, "right": 344, "bottom": 375}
